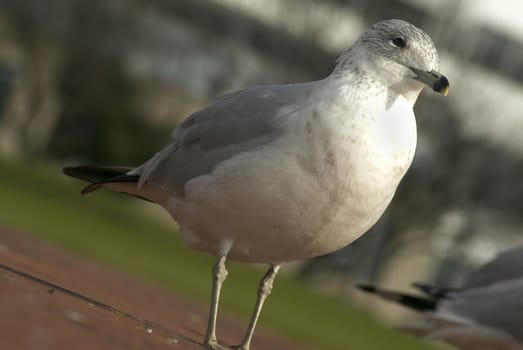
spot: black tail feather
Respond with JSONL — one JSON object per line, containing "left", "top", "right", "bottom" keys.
{"left": 63, "top": 165, "right": 139, "bottom": 194}
{"left": 355, "top": 283, "right": 438, "bottom": 312}
{"left": 63, "top": 165, "right": 133, "bottom": 182}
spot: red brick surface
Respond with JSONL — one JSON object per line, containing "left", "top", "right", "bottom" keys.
{"left": 0, "top": 228, "right": 308, "bottom": 350}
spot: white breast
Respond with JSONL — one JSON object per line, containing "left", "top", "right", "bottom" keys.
{"left": 370, "top": 95, "right": 418, "bottom": 172}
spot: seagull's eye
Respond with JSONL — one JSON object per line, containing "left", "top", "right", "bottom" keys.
{"left": 391, "top": 37, "right": 406, "bottom": 48}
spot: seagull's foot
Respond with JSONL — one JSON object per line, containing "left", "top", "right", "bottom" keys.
{"left": 204, "top": 340, "right": 229, "bottom": 350}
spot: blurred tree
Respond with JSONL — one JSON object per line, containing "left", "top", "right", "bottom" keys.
{"left": 49, "top": 52, "right": 171, "bottom": 164}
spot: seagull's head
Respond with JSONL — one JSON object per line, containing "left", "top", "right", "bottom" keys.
{"left": 336, "top": 19, "right": 449, "bottom": 101}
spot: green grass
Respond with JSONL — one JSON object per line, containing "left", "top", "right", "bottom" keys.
{"left": 0, "top": 158, "right": 433, "bottom": 350}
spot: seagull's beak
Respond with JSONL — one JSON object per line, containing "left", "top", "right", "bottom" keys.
{"left": 410, "top": 67, "right": 449, "bottom": 96}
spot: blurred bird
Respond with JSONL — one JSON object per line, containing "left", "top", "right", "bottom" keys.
{"left": 357, "top": 245, "right": 523, "bottom": 350}
{"left": 63, "top": 19, "right": 448, "bottom": 350}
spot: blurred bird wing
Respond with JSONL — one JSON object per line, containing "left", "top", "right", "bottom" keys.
{"left": 438, "top": 278, "right": 523, "bottom": 341}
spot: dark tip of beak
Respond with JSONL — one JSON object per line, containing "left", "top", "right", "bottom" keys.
{"left": 433, "top": 75, "right": 449, "bottom": 96}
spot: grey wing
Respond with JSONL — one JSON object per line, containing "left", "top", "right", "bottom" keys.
{"left": 464, "top": 245, "right": 523, "bottom": 289}
{"left": 133, "top": 82, "right": 316, "bottom": 195}
{"left": 439, "top": 278, "right": 523, "bottom": 341}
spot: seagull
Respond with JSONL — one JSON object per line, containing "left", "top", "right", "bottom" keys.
{"left": 357, "top": 246, "right": 523, "bottom": 350}
{"left": 358, "top": 278, "right": 523, "bottom": 350}
{"left": 63, "top": 19, "right": 448, "bottom": 350}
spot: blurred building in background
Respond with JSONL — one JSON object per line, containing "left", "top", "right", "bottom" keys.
{"left": 1, "top": 0, "right": 522, "bottom": 323}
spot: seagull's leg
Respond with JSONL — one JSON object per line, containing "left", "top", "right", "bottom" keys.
{"left": 204, "top": 254, "right": 229, "bottom": 350}
{"left": 234, "top": 264, "right": 282, "bottom": 350}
